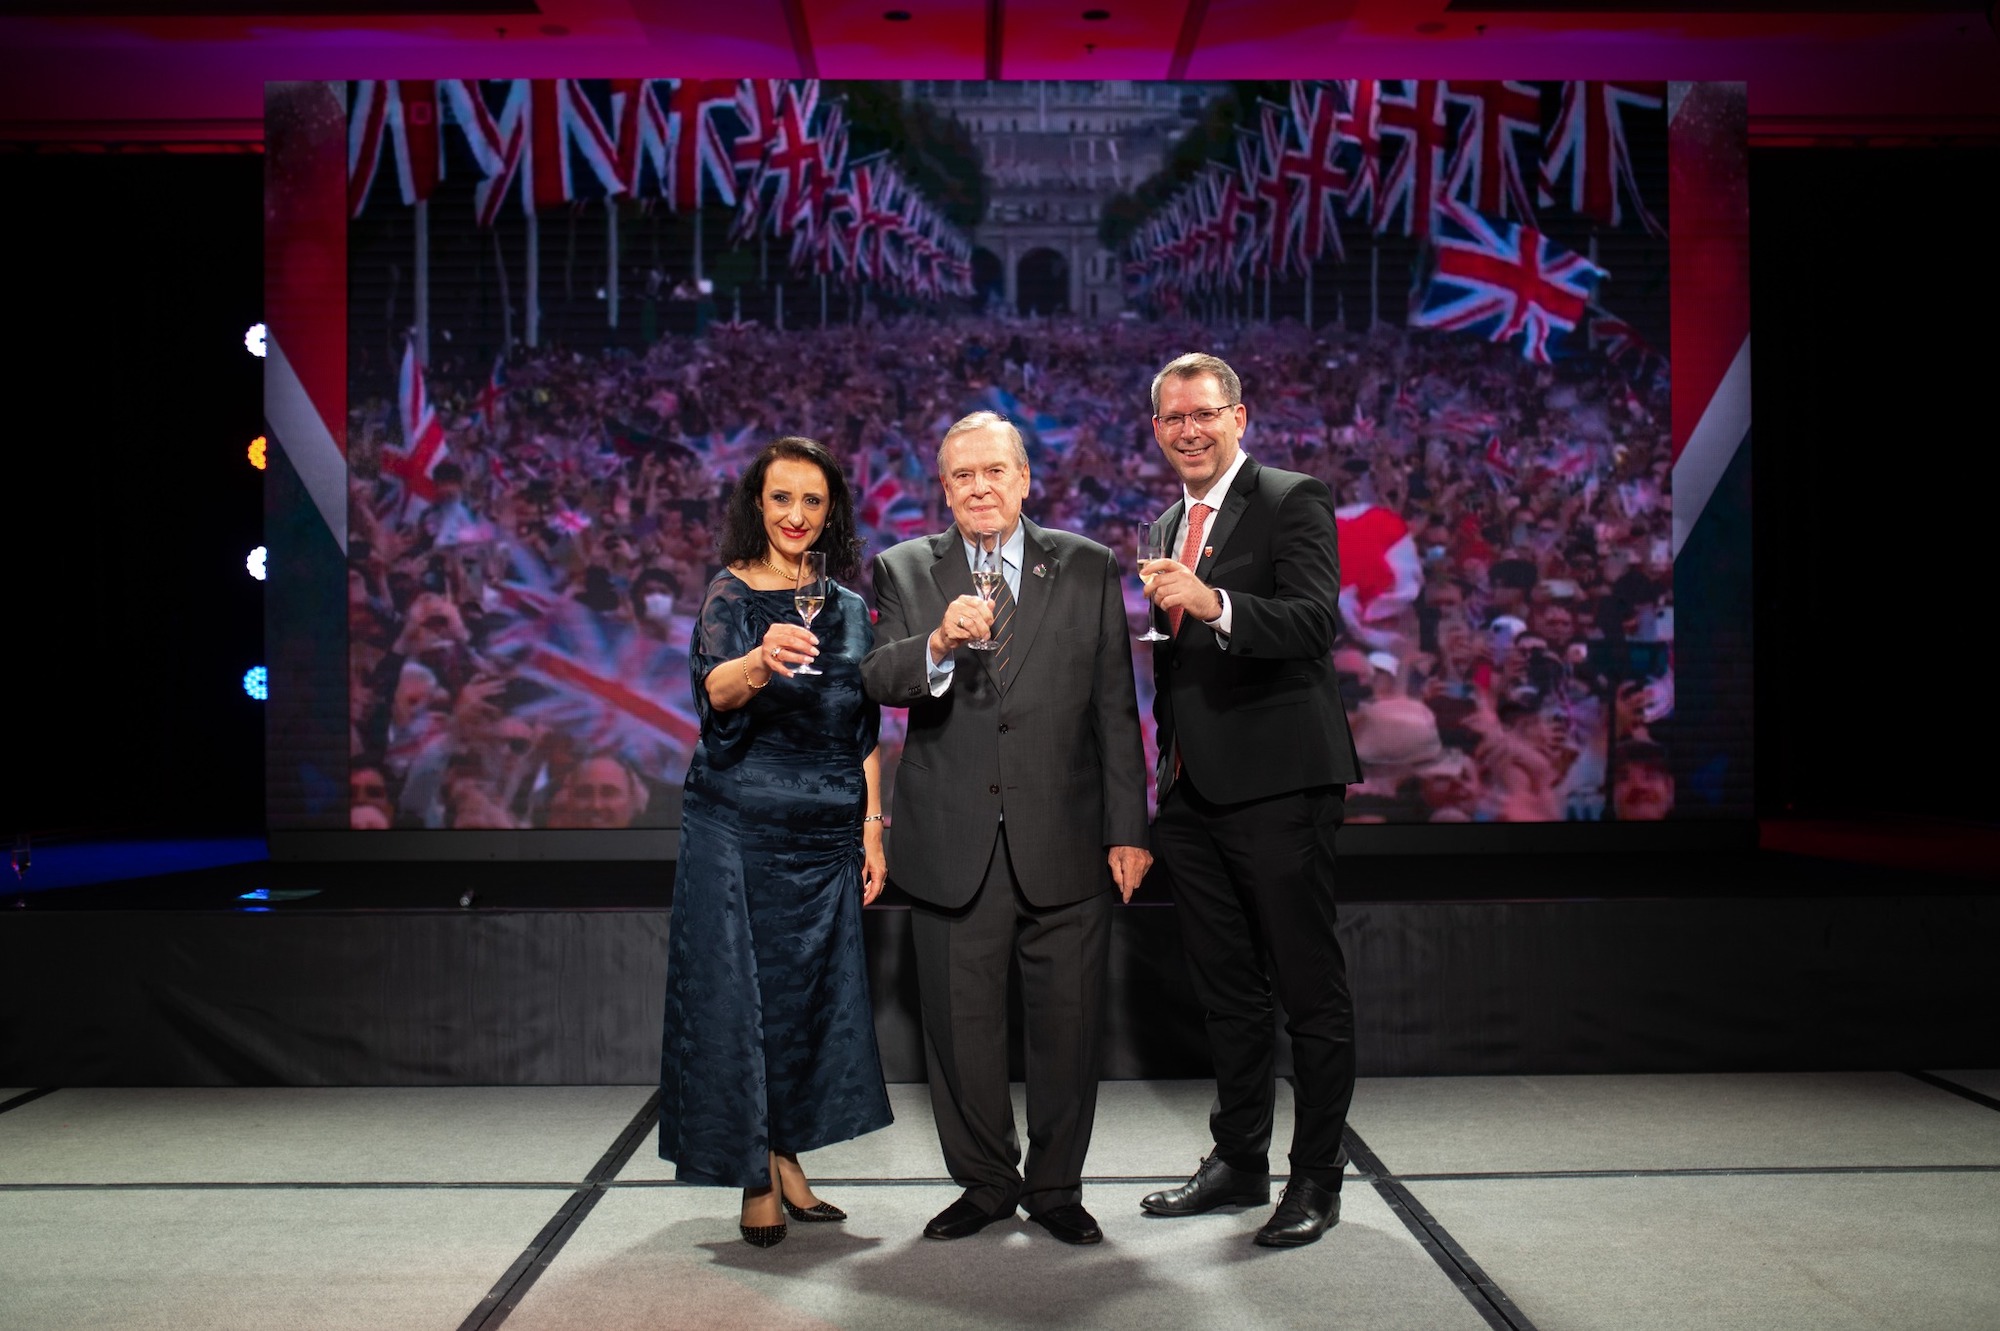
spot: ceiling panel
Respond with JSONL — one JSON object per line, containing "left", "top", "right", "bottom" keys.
{"left": 997, "top": 0, "right": 1189, "bottom": 79}
{"left": 800, "top": 0, "right": 986, "bottom": 77}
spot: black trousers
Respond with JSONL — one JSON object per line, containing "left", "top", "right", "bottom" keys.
{"left": 1154, "top": 779, "right": 1354, "bottom": 1189}
{"left": 909, "top": 824, "right": 1112, "bottom": 1215}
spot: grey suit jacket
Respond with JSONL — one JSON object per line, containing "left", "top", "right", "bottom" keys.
{"left": 861, "top": 519, "right": 1149, "bottom": 909}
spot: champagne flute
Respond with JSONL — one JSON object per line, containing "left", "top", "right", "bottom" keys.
{"left": 1134, "top": 520, "right": 1170, "bottom": 641}
{"left": 967, "top": 531, "right": 1001, "bottom": 651}
{"left": 792, "top": 550, "right": 826, "bottom": 676}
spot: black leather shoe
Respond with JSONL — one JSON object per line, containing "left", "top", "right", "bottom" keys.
{"left": 1253, "top": 1177, "right": 1340, "bottom": 1248}
{"left": 924, "top": 1194, "right": 1016, "bottom": 1240}
{"left": 782, "top": 1198, "right": 847, "bottom": 1223}
{"left": 1026, "top": 1202, "right": 1103, "bottom": 1245}
{"left": 1141, "top": 1154, "right": 1271, "bottom": 1216}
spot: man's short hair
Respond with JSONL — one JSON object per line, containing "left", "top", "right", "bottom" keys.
{"left": 937, "top": 410, "right": 1029, "bottom": 474}
{"left": 1151, "top": 353, "right": 1243, "bottom": 416}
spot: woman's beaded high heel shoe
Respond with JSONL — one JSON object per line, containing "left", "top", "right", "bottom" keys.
{"left": 740, "top": 1188, "right": 786, "bottom": 1247}
{"left": 782, "top": 1197, "right": 848, "bottom": 1223}
{"left": 739, "top": 1221, "right": 787, "bottom": 1248}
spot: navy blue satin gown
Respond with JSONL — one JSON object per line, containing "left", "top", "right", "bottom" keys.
{"left": 659, "top": 571, "right": 893, "bottom": 1186}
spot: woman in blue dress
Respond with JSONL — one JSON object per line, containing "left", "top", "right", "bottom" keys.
{"left": 660, "top": 436, "right": 892, "bottom": 1247}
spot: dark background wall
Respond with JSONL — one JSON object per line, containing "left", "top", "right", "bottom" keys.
{"left": 3, "top": 147, "right": 1995, "bottom": 839}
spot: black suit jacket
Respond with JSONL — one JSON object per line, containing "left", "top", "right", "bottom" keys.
{"left": 862, "top": 520, "right": 1149, "bottom": 909}
{"left": 1150, "top": 458, "right": 1363, "bottom": 804}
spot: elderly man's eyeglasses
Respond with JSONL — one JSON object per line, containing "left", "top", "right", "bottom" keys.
{"left": 1155, "top": 406, "right": 1235, "bottom": 431}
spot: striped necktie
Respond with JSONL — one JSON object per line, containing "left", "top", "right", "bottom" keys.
{"left": 988, "top": 570, "right": 1019, "bottom": 687}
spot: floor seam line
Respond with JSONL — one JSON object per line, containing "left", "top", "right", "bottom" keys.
{"left": 1904, "top": 1070, "right": 2000, "bottom": 1114}
{"left": 1346, "top": 1126, "right": 1542, "bottom": 1331}
{"left": 455, "top": 1089, "right": 660, "bottom": 1331}
{"left": 0, "top": 1087, "right": 59, "bottom": 1116}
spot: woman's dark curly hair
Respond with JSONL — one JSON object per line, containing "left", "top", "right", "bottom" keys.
{"left": 717, "top": 436, "right": 862, "bottom": 582}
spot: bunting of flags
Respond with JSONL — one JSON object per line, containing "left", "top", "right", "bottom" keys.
{"left": 1125, "top": 79, "right": 1664, "bottom": 310}
{"left": 349, "top": 78, "right": 972, "bottom": 300}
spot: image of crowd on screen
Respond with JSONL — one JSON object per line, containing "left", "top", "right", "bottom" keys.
{"left": 341, "top": 306, "right": 1672, "bottom": 829}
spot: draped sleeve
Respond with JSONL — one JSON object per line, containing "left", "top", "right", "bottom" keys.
{"left": 688, "top": 573, "right": 760, "bottom": 766}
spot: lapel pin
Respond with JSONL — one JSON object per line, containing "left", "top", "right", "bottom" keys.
{"left": 1203, "top": 546, "right": 1214, "bottom": 560}
{"left": 1032, "top": 562, "right": 1048, "bottom": 578}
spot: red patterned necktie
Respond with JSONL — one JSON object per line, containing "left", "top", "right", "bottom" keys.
{"left": 1168, "top": 502, "right": 1213, "bottom": 637}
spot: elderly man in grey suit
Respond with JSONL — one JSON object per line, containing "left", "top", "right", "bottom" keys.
{"left": 862, "top": 410, "right": 1151, "bottom": 1247}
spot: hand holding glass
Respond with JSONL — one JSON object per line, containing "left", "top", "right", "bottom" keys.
{"left": 1134, "top": 520, "right": 1170, "bottom": 641}
{"left": 792, "top": 551, "right": 826, "bottom": 676}
{"left": 967, "top": 532, "right": 1002, "bottom": 651}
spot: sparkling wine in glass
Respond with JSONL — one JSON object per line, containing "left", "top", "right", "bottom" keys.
{"left": 792, "top": 550, "right": 826, "bottom": 676}
{"left": 1134, "top": 520, "right": 1170, "bottom": 641}
{"left": 967, "top": 531, "right": 1001, "bottom": 651}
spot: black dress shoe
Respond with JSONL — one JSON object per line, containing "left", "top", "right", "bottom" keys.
{"left": 739, "top": 1222, "right": 786, "bottom": 1248}
{"left": 1141, "top": 1154, "right": 1271, "bottom": 1216}
{"left": 1026, "top": 1202, "right": 1103, "bottom": 1245}
{"left": 1253, "top": 1177, "right": 1340, "bottom": 1248}
{"left": 924, "top": 1194, "right": 1016, "bottom": 1240}
{"left": 782, "top": 1198, "right": 847, "bottom": 1223}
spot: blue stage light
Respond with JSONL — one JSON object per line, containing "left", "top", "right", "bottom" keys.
{"left": 240, "top": 888, "right": 270, "bottom": 901}
{"left": 243, "top": 666, "right": 268, "bottom": 701}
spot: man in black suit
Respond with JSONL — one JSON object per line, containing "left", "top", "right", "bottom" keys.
{"left": 862, "top": 411, "right": 1151, "bottom": 1246}
{"left": 1137, "top": 352, "right": 1365, "bottom": 1249}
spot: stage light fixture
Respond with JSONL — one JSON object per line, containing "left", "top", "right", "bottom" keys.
{"left": 244, "top": 323, "right": 267, "bottom": 358}
{"left": 247, "top": 546, "right": 267, "bottom": 581}
{"left": 249, "top": 436, "right": 268, "bottom": 470}
{"left": 243, "top": 666, "right": 268, "bottom": 701}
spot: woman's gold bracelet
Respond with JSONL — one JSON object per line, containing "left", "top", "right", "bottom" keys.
{"left": 743, "top": 660, "right": 769, "bottom": 691}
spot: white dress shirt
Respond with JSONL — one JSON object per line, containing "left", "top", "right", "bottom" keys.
{"left": 1175, "top": 448, "right": 1251, "bottom": 642}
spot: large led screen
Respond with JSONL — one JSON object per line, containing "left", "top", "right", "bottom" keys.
{"left": 263, "top": 78, "right": 1752, "bottom": 835}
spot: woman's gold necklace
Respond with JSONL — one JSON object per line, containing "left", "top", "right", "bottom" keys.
{"left": 760, "top": 553, "right": 801, "bottom": 582}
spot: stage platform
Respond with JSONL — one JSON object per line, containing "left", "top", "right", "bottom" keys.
{"left": 2, "top": 1073, "right": 1997, "bottom": 1331}
{"left": 3, "top": 836, "right": 1997, "bottom": 1085}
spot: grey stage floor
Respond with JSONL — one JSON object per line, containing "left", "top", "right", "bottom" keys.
{"left": 2, "top": 1074, "right": 1997, "bottom": 1331}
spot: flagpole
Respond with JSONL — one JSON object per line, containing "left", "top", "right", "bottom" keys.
{"left": 1369, "top": 243, "right": 1380, "bottom": 330}
{"left": 607, "top": 199, "right": 620, "bottom": 329}
{"left": 694, "top": 208, "right": 705, "bottom": 288}
{"left": 774, "top": 279, "right": 784, "bottom": 333}
{"left": 819, "top": 272, "right": 828, "bottom": 330}
{"left": 526, "top": 207, "right": 541, "bottom": 350}
{"left": 1303, "top": 259, "right": 1314, "bottom": 330}
{"left": 491, "top": 227, "right": 514, "bottom": 353}
{"left": 414, "top": 199, "right": 430, "bottom": 367}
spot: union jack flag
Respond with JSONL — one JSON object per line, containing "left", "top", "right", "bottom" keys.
{"left": 520, "top": 629, "right": 701, "bottom": 781}
{"left": 1374, "top": 80, "right": 1454, "bottom": 238}
{"left": 661, "top": 78, "right": 741, "bottom": 211}
{"left": 348, "top": 80, "right": 443, "bottom": 218}
{"left": 471, "top": 355, "right": 508, "bottom": 431}
{"left": 1444, "top": 80, "right": 1543, "bottom": 224}
{"left": 1590, "top": 312, "right": 1667, "bottom": 375}
{"left": 1538, "top": 81, "right": 1665, "bottom": 235}
{"left": 383, "top": 336, "right": 450, "bottom": 503}
{"left": 1279, "top": 81, "right": 1351, "bottom": 266}
{"left": 853, "top": 451, "right": 929, "bottom": 551}
{"left": 736, "top": 81, "right": 822, "bottom": 243}
{"left": 1335, "top": 79, "right": 1384, "bottom": 222}
{"left": 1410, "top": 202, "right": 1607, "bottom": 364}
